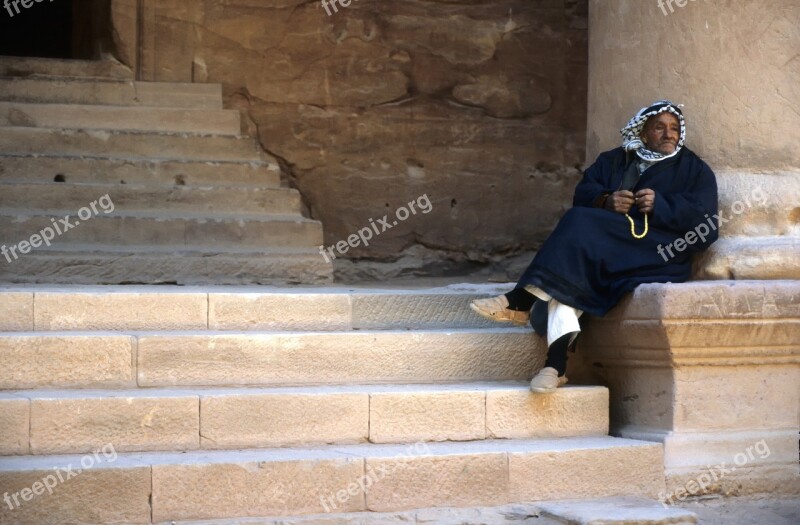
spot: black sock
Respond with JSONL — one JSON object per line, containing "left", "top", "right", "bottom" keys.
{"left": 544, "top": 333, "right": 572, "bottom": 376}
{"left": 504, "top": 288, "right": 536, "bottom": 311}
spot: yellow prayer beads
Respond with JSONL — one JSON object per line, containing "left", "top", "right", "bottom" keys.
{"left": 625, "top": 213, "right": 648, "bottom": 239}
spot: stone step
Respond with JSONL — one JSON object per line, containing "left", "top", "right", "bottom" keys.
{"left": 0, "top": 213, "right": 323, "bottom": 249}
{"left": 0, "top": 182, "right": 302, "bottom": 217}
{"left": 0, "top": 155, "right": 281, "bottom": 187}
{"left": 168, "top": 498, "right": 698, "bottom": 525}
{"left": 0, "top": 127, "right": 266, "bottom": 162}
{"left": 536, "top": 497, "right": 698, "bottom": 524}
{"left": 0, "top": 102, "right": 241, "bottom": 135}
{"left": 0, "top": 284, "right": 509, "bottom": 331}
{"left": 0, "top": 383, "right": 608, "bottom": 455}
{"left": 0, "top": 77, "right": 223, "bottom": 109}
{"left": 0, "top": 437, "right": 664, "bottom": 524}
{"left": 0, "top": 247, "right": 332, "bottom": 286}
{"left": 0, "top": 329, "right": 541, "bottom": 389}
{"left": 0, "top": 56, "right": 133, "bottom": 80}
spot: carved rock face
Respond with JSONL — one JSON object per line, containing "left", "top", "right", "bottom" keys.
{"left": 113, "top": 0, "right": 588, "bottom": 278}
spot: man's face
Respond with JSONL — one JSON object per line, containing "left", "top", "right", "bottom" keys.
{"left": 641, "top": 112, "right": 680, "bottom": 154}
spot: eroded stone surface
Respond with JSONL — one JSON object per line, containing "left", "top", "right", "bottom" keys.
{"left": 115, "top": 1, "right": 588, "bottom": 276}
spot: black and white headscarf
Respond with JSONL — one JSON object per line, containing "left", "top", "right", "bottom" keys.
{"left": 620, "top": 100, "right": 686, "bottom": 162}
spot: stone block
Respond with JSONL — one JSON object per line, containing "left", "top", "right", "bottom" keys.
{"left": 0, "top": 292, "right": 33, "bottom": 330}
{"left": 365, "top": 452, "right": 508, "bottom": 511}
{"left": 351, "top": 290, "right": 502, "bottom": 330}
{"left": 208, "top": 292, "right": 351, "bottom": 331}
{"left": 369, "top": 390, "right": 485, "bottom": 443}
{"left": 0, "top": 466, "right": 151, "bottom": 524}
{"left": 508, "top": 440, "right": 664, "bottom": 501}
{"left": 152, "top": 457, "right": 364, "bottom": 521}
{"left": 30, "top": 393, "right": 199, "bottom": 454}
{"left": 0, "top": 335, "right": 134, "bottom": 389}
{"left": 34, "top": 292, "right": 207, "bottom": 331}
{"left": 486, "top": 386, "right": 608, "bottom": 439}
{"left": 200, "top": 391, "right": 368, "bottom": 449}
{"left": 0, "top": 395, "right": 29, "bottom": 455}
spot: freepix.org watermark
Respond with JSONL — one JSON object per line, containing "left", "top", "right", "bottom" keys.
{"left": 4, "top": 0, "right": 58, "bottom": 18}
{"left": 3, "top": 443, "right": 117, "bottom": 510}
{"left": 320, "top": 0, "right": 357, "bottom": 16}
{"left": 318, "top": 193, "right": 433, "bottom": 263}
{"left": 658, "top": 439, "right": 771, "bottom": 507}
{"left": 657, "top": 0, "right": 703, "bottom": 17}
{"left": 656, "top": 186, "right": 767, "bottom": 262}
{"left": 1, "top": 194, "right": 115, "bottom": 264}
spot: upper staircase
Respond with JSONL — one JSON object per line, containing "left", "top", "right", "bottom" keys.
{"left": 0, "top": 56, "right": 332, "bottom": 285}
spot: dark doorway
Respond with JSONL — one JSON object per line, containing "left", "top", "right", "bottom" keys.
{"left": 0, "top": 0, "right": 112, "bottom": 59}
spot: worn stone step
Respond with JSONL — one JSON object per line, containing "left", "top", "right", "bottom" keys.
{"left": 0, "top": 77, "right": 223, "bottom": 109}
{"left": 0, "top": 383, "right": 608, "bottom": 455}
{"left": 537, "top": 497, "right": 698, "bottom": 524}
{"left": 0, "top": 127, "right": 266, "bottom": 162}
{"left": 0, "top": 248, "right": 332, "bottom": 286}
{"left": 0, "top": 329, "right": 541, "bottom": 389}
{"left": 0, "top": 56, "right": 133, "bottom": 80}
{"left": 0, "top": 213, "right": 323, "bottom": 250}
{"left": 0, "top": 182, "right": 302, "bottom": 216}
{"left": 0, "top": 437, "right": 664, "bottom": 524}
{"left": 0, "top": 154, "right": 281, "bottom": 187}
{"left": 0, "top": 284, "right": 509, "bottom": 331}
{"left": 0, "top": 102, "right": 241, "bottom": 135}
{"left": 167, "top": 498, "right": 698, "bottom": 525}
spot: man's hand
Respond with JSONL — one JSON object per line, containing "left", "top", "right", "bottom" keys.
{"left": 605, "top": 190, "right": 635, "bottom": 214}
{"left": 635, "top": 189, "right": 655, "bottom": 214}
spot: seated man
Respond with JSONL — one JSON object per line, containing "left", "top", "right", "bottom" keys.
{"left": 471, "top": 100, "right": 719, "bottom": 393}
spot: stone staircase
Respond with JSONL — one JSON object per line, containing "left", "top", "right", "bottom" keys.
{"left": 0, "top": 56, "right": 332, "bottom": 285}
{"left": 0, "top": 285, "right": 700, "bottom": 525}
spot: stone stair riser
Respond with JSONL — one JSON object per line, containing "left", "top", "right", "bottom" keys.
{"left": 0, "top": 155, "right": 281, "bottom": 188}
{"left": 0, "top": 78, "right": 223, "bottom": 109}
{"left": 0, "top": 440, "right": 664, "bottom": 524}
{"left": 0, "top": 386, "right": 608, "bottom": 455}
{"left": 0, "top": 102, "right": 241, "bottom": 136}
{"left": 0, "top": 215, "right": 322, "bottom": 249}
{"left": 0, "top": 251, "right": 333, "bottom": 285}
{"left": 0, "top": 183, "right": 302, "bottom": 216}
{"left": 0, "top": 289, "right": 509, "bottom": 332}
{"left": 0, "top": 57, "right": 133, "bottom": 79}
{"left": 0, "top": 331, "right": 542, "bottom": 389}
{"left": 0, "top": 128, "right": 265, "bottom": 162}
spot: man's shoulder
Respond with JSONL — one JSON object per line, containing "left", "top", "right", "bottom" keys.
{"left": 591, "top": 147, "right": 626, "bottom": 165}
{"left": 678, "top": 147, "right": 714, "bottom": 173}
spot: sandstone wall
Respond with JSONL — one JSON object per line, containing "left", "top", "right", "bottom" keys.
{"left": 111, "top": 0, "right": 588, "bottom": 280}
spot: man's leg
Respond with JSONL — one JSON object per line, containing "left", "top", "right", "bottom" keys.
{"left": 530, "top": 299, "right": 582, "bottom": 393}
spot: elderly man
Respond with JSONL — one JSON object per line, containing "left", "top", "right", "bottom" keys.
{"left": 471, "top": 100, "right": 719, "bottom": 392}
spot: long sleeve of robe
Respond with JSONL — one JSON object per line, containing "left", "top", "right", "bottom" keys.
{"left": 516, "top": 146, "right": 719, "bottom": 316}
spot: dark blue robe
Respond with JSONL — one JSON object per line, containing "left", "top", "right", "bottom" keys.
{"left": 517, "top": 146, "right": 719, "bottom": 316}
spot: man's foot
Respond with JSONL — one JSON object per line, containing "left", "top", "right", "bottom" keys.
{"left": 529, "top": 367, "right": 568, "bottom": 393}
{"left": 470, "top": 295, "right": 530, "bottom": 325}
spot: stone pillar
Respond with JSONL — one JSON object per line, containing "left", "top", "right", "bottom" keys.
{"left": 587, "top": 0, "right": 799, "bottom": 280}
{"left": 584, "top": 0, "right": 800, "bottom": 498}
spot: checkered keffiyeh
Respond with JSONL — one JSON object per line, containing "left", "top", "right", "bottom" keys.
{"left": 620, "top": 100, "right": 686, "bottom": 162}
